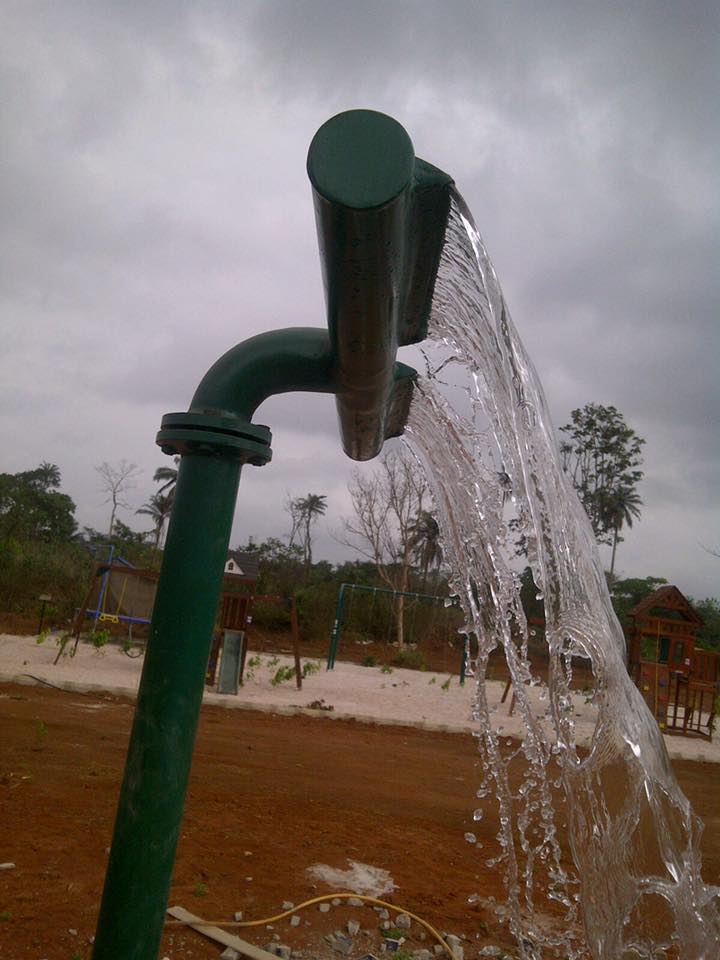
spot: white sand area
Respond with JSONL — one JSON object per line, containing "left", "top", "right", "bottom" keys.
{"left": 1, "top": 632, "right": 717, "bottom": 764}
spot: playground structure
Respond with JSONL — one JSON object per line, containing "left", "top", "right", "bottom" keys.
{"left": 72, "top": 549, "right": 155, "bottom": 637}
{"left": 92, "top": 109, "right": 454, "bottom": 960}
{"left": 71, "top": 547, "right": 305, "bottom": 694}
{"left": 626, "top": 585, "right": 718, "bottom": 740}
{"left": 207, "top": 592, "right": 304, "bottom": 694}
{"left": 72, "top": 547, "right": 256, "bottom": 640}
{"left": 327, "top": 581, "right": 465, "bottom": 675}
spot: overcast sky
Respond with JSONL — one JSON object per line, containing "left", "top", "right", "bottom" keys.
{"left": 1, "top": 1, "right": 718, "bottom": 599}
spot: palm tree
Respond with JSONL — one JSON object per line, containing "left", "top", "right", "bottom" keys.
{"left": 296, "top": 493, "right": 327, "bottom": 575}
{"left": 153, "top": 457, "right": 180, "bottom": 501}
{"left": 605, "top": 487, "right": 643, "bottom": 576}
{"left": 409, "top": 510, "right": 442, "bottom": 592}
{"left": 136, "top": 492, "right": 174, "bottom": 548}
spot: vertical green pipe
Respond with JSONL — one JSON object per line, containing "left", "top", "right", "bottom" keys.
{"left": 93, "top": 453, "right": 241, "bottom": 960}
{"left": 327, "top": 583, "right": 347, "bottom": 670}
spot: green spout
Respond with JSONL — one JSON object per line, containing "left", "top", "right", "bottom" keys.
{"left": 308, "top": 108, "right": 453, "bottom": 459}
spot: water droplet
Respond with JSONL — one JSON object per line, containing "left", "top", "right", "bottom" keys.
{"left": 464, "top": 832, "right": 477, "bottom": 844}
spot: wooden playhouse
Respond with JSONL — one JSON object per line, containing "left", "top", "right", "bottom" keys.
{"left": 626, "top": 585, "right": 718, "bottom": 740}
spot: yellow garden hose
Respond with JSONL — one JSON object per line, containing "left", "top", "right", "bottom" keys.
{"left": 165, "top": 891, "right": 456, "bottom": 958}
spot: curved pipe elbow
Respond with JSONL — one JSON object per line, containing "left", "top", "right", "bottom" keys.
{"left": 190, "top": 327, "right": 337, "bottom": 421}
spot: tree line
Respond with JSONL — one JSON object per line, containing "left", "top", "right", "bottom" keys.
{"left": 0, "top": 402, "right": 717, "bottom": 652}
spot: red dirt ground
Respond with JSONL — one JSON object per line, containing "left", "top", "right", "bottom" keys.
{"left": 0, "top": 682, "right": 718, "bottom": 960}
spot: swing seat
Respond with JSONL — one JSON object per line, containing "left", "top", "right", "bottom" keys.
{"left": 99, "top": 613, "right": 120, "bottom": 624}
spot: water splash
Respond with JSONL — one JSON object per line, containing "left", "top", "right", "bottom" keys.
{"left": 404, "top": 193, "right": 719, "bottom": 959}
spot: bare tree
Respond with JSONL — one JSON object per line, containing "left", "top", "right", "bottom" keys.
{"left": 342, "top": 449, "right": 427, "bottom": 647}
{"left": 95, "top": 460, "right": 141, "bottom": 536}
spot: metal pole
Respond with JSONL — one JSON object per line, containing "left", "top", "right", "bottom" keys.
{"left": 327, "top": 583, "right": 347, "bottom": 670}
{"left": 290, "top": 597, "right": 302, "bottom": 690}
{"left": 92, "top": 453, "right": 241, "bottom": 960}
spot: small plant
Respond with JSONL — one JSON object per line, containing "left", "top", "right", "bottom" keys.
{"left": 36, "top": 720, "right": 48, "bottom": 744}
{"left": 428, "top": 676, "right": 437, "bottom": 685}
{"left": 267, "top": 655, "right": 280, "bottom": 668}
{"left": 243, "top": 654, "right": 263, "bottom": 683}
{"left": 121, "top": 636, "right": 143, "bottom": 658}
{"left": 271, "top": 665, "right": 296, "bottom": 686}
{"left": 0, "top": 910, "right": 12, "bottom": 921}
{"left": 441, "top": 676, "right": 452, "bottom": 691}
{"left": 36, "top": 628, "right": 50, "bottom": 645}
{"left": 192, "top": 882, "right": 208, "bottom": 897}
{"left": 54, "top": 631, "right": 75, "bottom": 659}
{"left": 362, "top": 655, "right": 377, "bottom": 668}
{"left": 380, "top": 664, "right": 393, "bottom": 674}
{"left": 302, "top": 660, "right": 321, "bottom": 678}
{"left": 393, "top": 647, "right": 426, "bottom": 670}
{"left": 89, "top": 628, "right": 111, "bottom": 650}
{"left": 379, "top": 926, "right": 404, "bottom": 940}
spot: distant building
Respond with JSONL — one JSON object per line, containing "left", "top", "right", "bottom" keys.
{"left": 224, "top": 550, "right": 260, "bottom": 582}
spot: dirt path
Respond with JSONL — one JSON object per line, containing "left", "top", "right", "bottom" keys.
{"left": 1, "top": 682, "right": 718, "bottom": 960}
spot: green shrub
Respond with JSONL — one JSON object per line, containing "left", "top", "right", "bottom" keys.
{"left": 392, "top": 647, "right": 426, "bottom": 670}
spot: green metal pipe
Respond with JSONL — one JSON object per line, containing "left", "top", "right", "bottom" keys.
{"left": 308, "top": 109, "right": 453, "bottom": 460}
{"left": 327, "top": 582, "right": 347, "bottom": 670}
{"left": 92, "top": 454, "right": 242, "bottom": 960}
{"left": 190, "top": 327, "right": 336, "bottom": 421}
{"left": 93, "top": 110, "right": 455, "bottom": 960}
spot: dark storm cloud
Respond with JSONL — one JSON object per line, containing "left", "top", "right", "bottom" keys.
{"left": 1, "top": 1, "right": 718, "bottom": 594}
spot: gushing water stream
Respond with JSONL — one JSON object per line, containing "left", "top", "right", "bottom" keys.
{"left": 404, "top": 193, "right": 719, "bottom": 959}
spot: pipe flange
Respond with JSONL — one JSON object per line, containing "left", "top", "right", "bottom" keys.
{"left": 156, "top": 412, "right": 272, "bottom": 466}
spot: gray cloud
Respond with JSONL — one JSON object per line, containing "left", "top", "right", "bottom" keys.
{"left": 1, "top": 1, "right": 718, "bottom": 597}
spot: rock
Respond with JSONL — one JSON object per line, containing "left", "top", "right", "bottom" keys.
{"left": 0, "top": 863, "right": 16, "bottom": 871}
{"left": 234, "top": 911, "right": 244, "bottom": 922}
{"left": 319, "top": 903, "right": 331, "bottom": 913}
{"left": 433, "top": 947, "right": 444, "bottom": 956}
{"left": 444, "top": 937, "right": 463, "bottom": 960}
{"left": 478, "top": 949, "right": 503, "bottom": 958}
{"left": 282, "top": 901, "right": 295, "bottom": 911}
{"left": 332, "top": 898, "right": 341, "bottom": 906}
{"left": 373, "top": 907, "right": 390, "bottom": 919}
{"left": 68, "top": 929, "right": 77, "bottom": 936}
{"left": 265, "top": 944, "right": 291, "bottom": 960}
{"left": 395, "top": 914, "right": 411, "bottom": 930}
{"left": 290, "top": 915, "right": 301, "bottom": 927}
{"left": 348, "top": 897, "right": 364, "bottom": 907}
{"left": 412, "top": 951, "right": 433, "bottom": 960}
{"left": 220, "top": 950, "right": 240, "bottom": 960}
{"left": 347, "top": 920, "right": 360, "bottom": 936}
{"left": 384, "top": 939, "right": 403, "bottom": 953}
{"left": 324, "top": 933, "right": 353, "bottom": 956}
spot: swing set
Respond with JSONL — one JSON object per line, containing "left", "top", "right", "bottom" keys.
{"left": 327, "top": 581, "right": 466, "bottom": 677}
{"left": 72, "top": 546, "right": 157, "bottom": 639}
